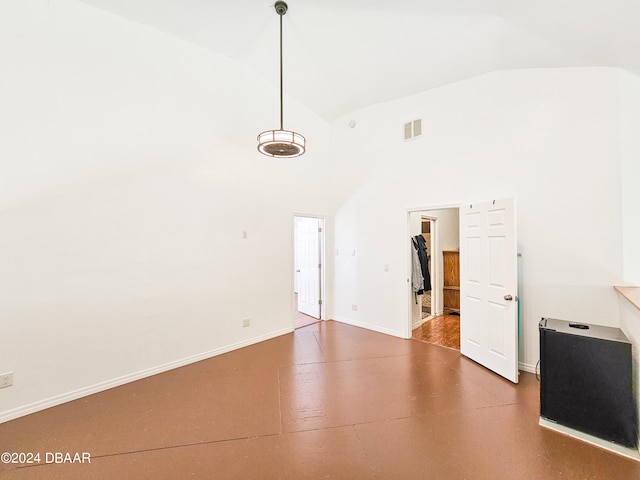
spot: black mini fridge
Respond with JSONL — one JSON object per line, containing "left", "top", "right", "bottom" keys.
{"left": 539, "top": 317, "right": 638, "bottom": 448}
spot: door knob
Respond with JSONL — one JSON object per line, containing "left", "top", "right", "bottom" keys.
{"left": 504, "top": 295, "right": 513, "bottom": 301}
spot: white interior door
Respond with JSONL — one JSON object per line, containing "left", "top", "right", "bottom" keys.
{"left": 459, "top": 198, "right": 518, "bottom": 383}
{"left": 296, "top": 217, "right": 321, "bottom": 318}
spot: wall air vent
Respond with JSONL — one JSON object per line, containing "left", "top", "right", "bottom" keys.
{"left": 403, "top": 119, "right": 422, "bottom": 141}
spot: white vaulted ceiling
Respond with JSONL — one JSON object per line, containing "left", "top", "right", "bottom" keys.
{"left": 78, "top": 0, "right": 640, "bottom": 121}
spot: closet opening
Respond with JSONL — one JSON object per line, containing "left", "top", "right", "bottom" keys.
{"left": 409, "top": 208, "right": 460, "bottom": 351}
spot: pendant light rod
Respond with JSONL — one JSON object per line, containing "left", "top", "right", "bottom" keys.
{"left": 279, "top": 8, "right": 284, "bottom": 130}
{"left": 276, "top": 1, "right": 287, "bottom": 130}
{"left": 257, "top": 1, "right": 306, "bottom": 158}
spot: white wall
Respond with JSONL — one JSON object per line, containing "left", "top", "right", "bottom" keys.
{"left": 432, "top": 209, "right": 459, "bottom": 253}
{"left": 331, "top": 67, "right": 625, "bottom": 371}
{"left": 0, "top": 0, "right": 333, "bottom": 421}
{"left": 618, "top": 293, "right": 640, "bottom": 451}
{"left": 618, "top": 71, "right": 640, "bottom": 285}
{"left": 617, "top": 73, "right": 640, "bottom": 444}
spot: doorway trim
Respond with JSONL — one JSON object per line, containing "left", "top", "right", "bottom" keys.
{"left": 421, "top": 215, "right": 438, "bottom": 323}
{"left": 293, "top": 214, "right": 326, "bottom": 322}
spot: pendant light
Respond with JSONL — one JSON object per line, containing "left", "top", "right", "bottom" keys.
{"left": 257, "top": 1, "right": 306, "bottom": 157}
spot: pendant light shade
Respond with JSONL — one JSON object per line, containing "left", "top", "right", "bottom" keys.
{"left": 257, "top": 1, "right": 306, "bottom": 158}
{"left": 258, "top": 129, "right": 306, "bottom": 157}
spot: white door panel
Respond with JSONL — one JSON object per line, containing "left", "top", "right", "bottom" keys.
{"left": 296, "top": 217, "right": 321, "bottom": 319}
{"left": 460, "top": 198, "right": 518, "bottom": 383}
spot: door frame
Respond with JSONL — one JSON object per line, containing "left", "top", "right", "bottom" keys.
{"left": 421, "top": 215, "right": 439, "bottom": 321}
{"left": 293, "top": 214, "right": 326, "bottom": 321}
{"left": 406, "top": 203, "right": 460, "bottom": 338}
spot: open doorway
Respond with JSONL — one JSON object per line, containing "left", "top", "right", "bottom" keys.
{"left": 293, "top": 215, "right": 324, "bottom": 329}
{"left": 408, "top": 208, "right": 461, "bottom": 350}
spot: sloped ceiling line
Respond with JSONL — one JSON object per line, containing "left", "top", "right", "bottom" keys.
{"left": 78, "top": 0, "right": 640, "bottom": 121}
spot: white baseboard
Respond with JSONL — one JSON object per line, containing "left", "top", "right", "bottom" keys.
{"left": 332, "top": 316, "right": 406, "bottom": 339}
{"left": 539, "top": 417, "right": 640, "bottom": 461}
{"left": 0, "top": 328, "right": 292, "bottom": 424}
{"left": 518, "top": 361, "right": 537, "bottom": 374}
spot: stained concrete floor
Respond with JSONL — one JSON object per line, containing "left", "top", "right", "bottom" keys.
{"left": 1, "top": 320, "right": 639, "bottom": 479}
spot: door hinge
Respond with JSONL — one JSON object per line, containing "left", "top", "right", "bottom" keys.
{"left": 318, "top": 263, "right": 321, "bottom": 268}
{"left": 319, "top": 299, "right": 323, "bottom": 305}
{"left": 318, "top": 227, "right": 322, "bottom": 233}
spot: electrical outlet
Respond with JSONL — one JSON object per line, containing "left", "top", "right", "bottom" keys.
{"left": 0, "top": 372, "right": 13, "bottom": 389}
{"left": 351, "top": 304, "right": 358, "bottom": 311}
{"left": 242, "top": 318, "right": 251, "bottom": 328}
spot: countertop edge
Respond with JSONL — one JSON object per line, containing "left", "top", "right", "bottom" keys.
{"left": 614, "top": 286, "right": 640, "bottom": 312}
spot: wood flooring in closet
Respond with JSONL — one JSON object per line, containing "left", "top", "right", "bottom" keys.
{"left": 412, "top": 314, "right": 461, "bottom": 350}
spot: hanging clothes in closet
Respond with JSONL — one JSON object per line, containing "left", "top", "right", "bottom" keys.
{"left": 411, "top": 238, "right": 424, "bottom": 300}
{"left": 413, "top": 234, "right": 431, "bottom": 293}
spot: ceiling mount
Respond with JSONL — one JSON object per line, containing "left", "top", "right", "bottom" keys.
{"left": 274, "top": 1, "right": 288, "bottom": 16}
{"left": 257, "top": 1, "right": 306, "bottom": 158}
